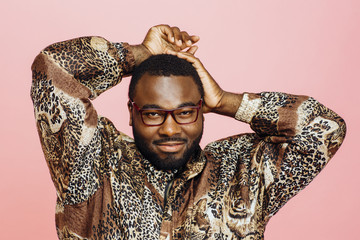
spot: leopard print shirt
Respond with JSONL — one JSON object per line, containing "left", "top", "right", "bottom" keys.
{"left": 31, "top": 36, "right": 346, "bottom": 240}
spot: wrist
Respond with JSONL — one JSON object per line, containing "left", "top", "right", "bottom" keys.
{"left": 212, "top": 92, "right": 243, "bottom": 118}
{"left": 130, "top": 44, "right": 152, "bottom": 66}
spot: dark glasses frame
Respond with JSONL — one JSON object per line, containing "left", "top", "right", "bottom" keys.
{"left": 130, "top": 99, "right": 203, "bottom": 126}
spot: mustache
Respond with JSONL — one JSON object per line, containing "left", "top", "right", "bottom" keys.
{"left": 153, "top": 137, "right": 188, "bottom": 144}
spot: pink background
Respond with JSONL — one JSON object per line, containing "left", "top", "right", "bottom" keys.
{"left": 1, "top": 0, "right": 359, "bottom": 239}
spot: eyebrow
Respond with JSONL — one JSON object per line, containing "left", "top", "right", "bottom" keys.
{"left": 178, "top": 102, "right": 197, "bottom": 108}
{"left": 141, "top": 104, "right": 162, "bottom": 109}
{"left": 141, "top": 101, "right": 197, "bottom": 110}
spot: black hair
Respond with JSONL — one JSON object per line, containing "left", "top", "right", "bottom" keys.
{"left": 129, "top": 54, "right": 204, "bottom": 100}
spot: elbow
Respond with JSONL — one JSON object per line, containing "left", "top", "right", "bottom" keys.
{"left": 31, "top": 53, "right": 47, "bottom": 73}
{"left": 327, "top": 117, "right": 346, "bottom": 158}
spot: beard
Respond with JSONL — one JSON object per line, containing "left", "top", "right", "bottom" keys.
{"left": 132, "top": 126, "right": 203, "bottom": 171}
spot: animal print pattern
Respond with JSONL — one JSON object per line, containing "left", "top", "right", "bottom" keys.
{"left": 31, "top": 36, "right": 346, "bottom": 239}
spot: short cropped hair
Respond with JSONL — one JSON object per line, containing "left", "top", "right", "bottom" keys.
{"left": 129, "top": 54, "right": 204, "bottom": 101}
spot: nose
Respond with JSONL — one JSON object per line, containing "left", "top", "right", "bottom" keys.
{"left": 158, "top": 113, "right": 181, "bottom": 137}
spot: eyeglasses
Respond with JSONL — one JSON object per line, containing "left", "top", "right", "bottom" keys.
{"left": 130, "top": 99, "right": 203, "bottom": 126}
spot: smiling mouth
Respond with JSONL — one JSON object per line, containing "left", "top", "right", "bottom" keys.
{"left": 155, "top": 141, "right": 186, "bottom": 153}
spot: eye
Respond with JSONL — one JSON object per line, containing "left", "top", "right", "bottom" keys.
{"left": 143, "top": 111, "right": 163, "bottom": 119}
{"left": 176, "top": 109, "right": 195, "bottom": 118}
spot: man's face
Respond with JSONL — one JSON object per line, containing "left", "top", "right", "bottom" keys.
{"left": 129, "top": 73, "right": 203, "bottom": 171}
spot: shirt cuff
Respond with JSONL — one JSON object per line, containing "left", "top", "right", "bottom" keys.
{"left": 113, "top": 42, "right": 136, "bottom": 75}
{"left": 234, "top": 93, "right": 261, "bottom": 123}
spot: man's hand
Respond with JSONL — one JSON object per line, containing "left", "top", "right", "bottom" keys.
{"left": 166, "top": 51, "right": 225, "bottom": 113}
{"left": 131, "top": 25, "right": 199, "bottom": 67}
{"left": 143, "top": 25, "right": 200, "bottom": 55}
{"left": 166, "top": 51, "right": 243, "bottom": 117}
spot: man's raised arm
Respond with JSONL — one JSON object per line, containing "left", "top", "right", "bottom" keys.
{"left": 171, "top": 51, "right": 346, "bottom": 219}
{"left": 30, "top": 25, "right": 199, "bottom": 203}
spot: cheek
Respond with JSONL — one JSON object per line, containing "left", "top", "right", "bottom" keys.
{"left": 183, "top": 120, "right": 203, "bottom": 140}
{"left": 133, "top": 118, "right": 158, "bottom": 140}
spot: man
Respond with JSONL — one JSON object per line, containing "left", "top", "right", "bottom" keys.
{"left": 31, "top": 25, "right": 346, "bottom": 239}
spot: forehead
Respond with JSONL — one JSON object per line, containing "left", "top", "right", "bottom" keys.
{"left": 134, "top": 73, "right": 201, "bottom": 108}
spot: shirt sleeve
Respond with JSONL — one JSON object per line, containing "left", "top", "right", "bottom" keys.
{"left": 235, "top": 92, "right": 346, "bottom": 219}
{"left": 30, "top": 36, "right": 134, "bottom": 204}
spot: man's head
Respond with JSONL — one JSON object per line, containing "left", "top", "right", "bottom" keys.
{"left": 129, "top": 54, "right": 204, "bottom": 101}
{"left": 128, "top": 54, "right": 204, "bottom": 171}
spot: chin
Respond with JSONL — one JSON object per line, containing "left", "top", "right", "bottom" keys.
{"left": 132, "top": 125, "right": 203, "bottom": 171}
{"left": 151, "top": 154, "right": 188, "bottom": 171}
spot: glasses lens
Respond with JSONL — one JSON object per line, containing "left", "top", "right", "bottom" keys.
{"left": 141, "top": 110, "right": 166, "bottom": 125}
{"left": 173, "top": 107, "right": 198, "bottom": 124}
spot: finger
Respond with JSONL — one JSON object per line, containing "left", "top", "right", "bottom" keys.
{"left": 186, "top": 45, "right": 198, "bottom": 55}
{"left": 166, "top": 49, "right": 199, "bottom": 64}
{"left": 171, "top": 27, "right": 182, "bottom": 47}
{"left": 190, "top": 35, "right": 200, "bottom": 44}
{"left": 157, "top": 25, "right": 175, "bottom": 43}
{"left": 180, "top": 31, "right": 192, "bottom": 47}
{"left": 173, "top": 51, "right": 199, "bottom": 65}
{"left": 165, "top": 49, "right": 177, "bottom": 55}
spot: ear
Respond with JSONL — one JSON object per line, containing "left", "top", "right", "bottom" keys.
{"left": 127, "top": 101, "right": 133, "bottom": 126}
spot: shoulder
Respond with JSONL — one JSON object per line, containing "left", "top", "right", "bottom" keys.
{"left": 204, "top": 133, "right": 261, "bottom": 164}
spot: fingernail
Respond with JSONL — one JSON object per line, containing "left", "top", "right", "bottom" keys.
{"left": 171, "top": 37, "right": 175, "bottom": 42}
